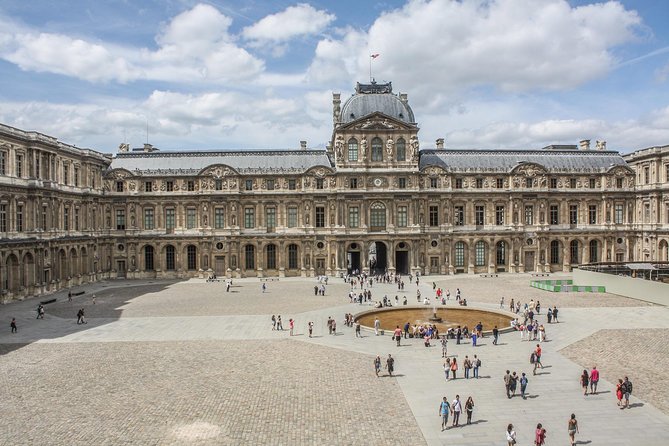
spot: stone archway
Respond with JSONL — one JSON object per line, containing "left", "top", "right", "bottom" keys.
{"left": 346, "top": 242, "right": 362, "bottom": 274}
{"left": 368, "top": 241, "right": 388, "bottom": 275}
{"left": 394, "top": 241, "right": 410, "bottom": 275}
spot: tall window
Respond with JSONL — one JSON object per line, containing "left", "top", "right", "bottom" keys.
{"left": 550, "top": 178, "right": 557, "bottom": 189}
{"left": 144, "top": 208, "right": 154, "bottom": 229}
{"left": 348, "top": 206, "right": 359, "bottom": 228}
{"left": 495, "top": 206, "right": 505, "bottom": 225}
{"left": 266, "top": 244, "right": 276, "bottom": 269}
{"left": 64, "top": 208, "right": 70, "bottom": 230}
{"left": 214, "top": 208, "right": 225, "bottom": 229}
{"left": 570, "top": 240, "right": 579, "bottom": 264}
{"left": 144, "top": 246, "right": 154, "bottom": 270}
{"left": 165, "top": 208, "right": 175, "bottom": 229}
{"left": 63, "top": 165, "right": 69, "bottom": 184}
{"left": 455, "top": 178, "right": 463, "bottom": 189}
{"left": 396, "top": 138, "right": 406, "bottom": 161}
{"left": 454, "top": 242, "right": 465, "bottom": 267}
{"left": 475, "top": 241, "right": 486, "bottom": 266}
{"left": 475, "top": 205, "right": 485, "bottom": 226}
{"left": 454, "top": 206, "right": 464, "bottom": 226}
{"left": 614, "top": 204, "right": 623, "bottom": 224}
{"left": 549, "top": 205, "right": 559, "bottom": 225}
{"left": 348, "top": 138, "right": 358, "bottom": 161}
{"left": 16, "top": 205, "right": 23, "bottom": 232}
{"left": 215, "top": 179, "right": 223, "bottom": 190}
{"left": 0, "top": 151, "right": 5, "bottom": 175}
{"left": 287, "top": 206, "right": 297, "bottom": 228}
{"left": 186, "top": 208, "right": 196, "bottom": 229}
{"left": 74, "top": 208, "right": 79, "bottom": 230}
{"left": 398, "top": 177, "right": 406, "bottom": 189}
{"left": 589, "top": 178, "right": 596, "bottom": 188}
{"left": 525, "top": 206, "right": 534, "bottom": 225}
{"left": 589, "top": 240, "right": 599, "bottom": 262}
{"left": 115, "top": 209, "right": 125, "bottom": 230}
{"left": 429, "top": 205, "right": 439, "bottom": 226}
{"left": 397, "top": 206, "right": 408, "bottom": 227}
{"left": 644, "top": 166, "right": 650, "bottom": 184}
{"left": 588, "top": 205, "right": 597, "bottom": 225}
{"left": 15, "top": 154, "right": 23, "bottom": 177}
{"left": 371, "top": 137, "right": 383, "bottom": 161}
{"left": 616, "top": 178, "right": 623, "bottom": 188}
{"left": 550, "top": 240, "right": 560, "bottom": 264}
{"left": 187, "top": 245, "right": 197, "bottom": 270}
{"left": 370, "top": 202, "right": 386, "bottom": 231}
{"left": 244, "top": 207, "right": 255, "bottom": 228}
{"left": 166, "top": 181, "right": 173, "bottom": 192}
{"left": 0, "top": 204, "right": 6, "bottom": 232}
{"left": 316, "top": 178, "right": 324, "bottom": 189}
{"left": 496, "top": 241, "right": 506, "bottom": 266}
{"left": 315, "top": 206, "right": 325, "bottom": 228}
{"left": 288, "top": 244, "right": 298, "bottom": 269}
{"left": 145, "top": 181, "right": 152, "bottom": 192}
{"left": 430, "top": 177, "right": 438, "bottom": 188}
{"left": 525, "top": 177, "right": 533, "bottom": 188}
{"left": 35, "top": 155, "right": 40, "bottom": 179}
{"left": 245, "top": 245, "right": 255, "bottom": 269}
{"left": 116, "top": 181, "right": 124, "bottom": 192}
{"left": 74, "top": 168, "right": 79, "bottom": 186}
{"left": 569, "top": 204, "right": 578, "bottom": 225}
{"left": 266, "top": 207, "right": 276, "bottom": 230}
{"left": 165, "top": 245, "right": 175, "bottom": 270}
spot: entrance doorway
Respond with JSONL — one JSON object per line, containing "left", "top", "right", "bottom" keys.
{"left": 369, "top": 241, "right": 388, "bottom": 275}
{"left": 315, "top": 258, "right": 326, "bottom": 275}
{"left": 214, "top": 256, "right": 226, "bottom": 275}
{"left": 347, "top": 243, "right": 361, "bottom": 274}
{"left": 395, "top": 249, "right": 409, "bottom": 274}
{"left": 117, "top": 260, "right": 126, "bottom": 278}
{"left": 524, "top": 251, "right": 535, "bottom": 272}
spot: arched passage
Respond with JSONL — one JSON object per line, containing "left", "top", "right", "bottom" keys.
{"left": 368, "top": 241, "right": 387, "bottom": 275}
{"left": 394, "top": 241, "right": 409, "bottom": 275}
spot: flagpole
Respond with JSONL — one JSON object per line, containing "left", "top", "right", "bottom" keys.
{"left": 369, "top": 55, "right": 372, "bottom": 83}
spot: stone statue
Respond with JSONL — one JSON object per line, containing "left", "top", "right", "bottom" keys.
{"left": 335, "top": 135, "right": 344, "bottom": 159}
{"left": 386, "top": 138, "right": 394, "bottom": 157}
{"left": 410, "top": 135, "right": 419, "bottom": 160}
{"left": 360, "top": 137, "right": 368, "bottom": 160}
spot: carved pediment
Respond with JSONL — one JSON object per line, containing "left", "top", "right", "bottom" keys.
{"left": 106, "top": 168, "right": 134, "bottom": 180}
{"left": 337, "top": 112, "right": 416, "bottom": 131}
{"left": 607, "top": 165, "right": 634, "bottom": 176}
{"left": 510, "top": 162, "right": 547, "bottom": 176}
{"left": 421, "top": 165, "right": 446, "bottom": 176}
{"left": 305, "top": 165, "right": 335, "bottom": 177}
{"left": 198, "top": 164, "right": 239, "bottom": 177}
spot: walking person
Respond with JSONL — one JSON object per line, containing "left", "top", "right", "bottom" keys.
{"left": 308, "top": 321, "right": 313, "bottom": 338}
{"left": 520, "top": 372, "right": 529, "bottom": 399}
{"left": 510, "top": 372, "right": 518, "bottom": 397}
{"left": 374, "top": 355, "right": 381, "bottom": 377}
{"left": 504, "top": 370, "right": 512, "bottom": 399}
{"left": 473, "top": 355, "right": 481, "bottom": 378}
{"left": 394, "top": 325, "right": 402, "bottom": 347}
{"left": 10, "top": 317, "right": 17, "bottom": 333}
{"left": 355, "top": 321, "right": 361, "bottom": 338}
{"left": 451, "top": 395, "right": 462, "bottom": 427}
{"left": 492, "top": 325, "right": 499, "bottom": 345}
{"left": 533, "top": 344, "right": 543, "bottom": 374}
{"left": 450, "top": 357, "right": 458, "bottom": 380}
{"left": 289, "top": 318, "right": 295, "bottom": 336}
{"left": 465, "top": 396, "right": 475, "bottom": 424}
{"left": 535, "top": 423, "right": 547, "bottom": 446}
{"left": 463, "top": 356, "right": 472, "bottom": 379}
{"left": 580, "top": 369, "right": 589, "bottom": 395}
{"left": 374, "top": 317, "right": 380, "bottom": 336}
{"left": 590, "top": 366, "right": 599, "bottom": 394}
{"left": 36, "top": 304, "right": 45, "bottom": 319}
{"left": 552, "top": 305, "right": 559, "bottom": 322}
{"left": 621, "top": 376, "right": 633, "bottom": 409}
{"left": 439, "top": 396, "right": 450, "bottom": 431}
{"left": 277, "top": 315, "right": 283, "bottom": 330}
{"left": 443, "top": 359, "right": 451, "bottom": 380}
{"left": 616, "top": 379, "right": 624, "bottom": 407}
{"left": 271, "top": 315, "right": 276, "bottom": 330}
{"left": 506, "top": 423, "right": 517, "bottom": 446}
{"left": 568, "top": 414, "right": 579, "bottom": 446}
{"left": 386, "top": 354, "right": 395, "bottom": 377}
{"left": 441, "top": 335, "right": 448, "bottom": 358}
{"left": 261, "top": 282, "right": 267, "bottom": 293}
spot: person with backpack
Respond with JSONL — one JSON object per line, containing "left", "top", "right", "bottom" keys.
{"left": 439, "top": 396, "right": 450, "bottom": 431}
{"left": 504, "top": 370, "right": 512, "bottom": 399}
{"left": 473, "top": 355, "right": 481, "bottom": 379}
{"left": 520, "top": 372, "right": 529, "bottom": 399}
{"left": 463, "top": 356, "right": 472, "bottom": 379}
{"left": 451, "top": 395, "right": 462, "bottom": 427}
{"left": 621, "top": 376, "right": 633, "bottom": 409}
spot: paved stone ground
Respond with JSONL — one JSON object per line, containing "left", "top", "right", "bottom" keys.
{"left": 561, "top": 328, "right": 669, "bottom": 415}
{"left": 0, "top": 273, "right": 667, "bottom": 445}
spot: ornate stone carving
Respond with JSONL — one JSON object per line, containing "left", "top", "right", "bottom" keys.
{"left": 360, "top": 137, "right": 368, "bottom": 160}
{"left": 386, "top": 138, "right": 394, "bottom": 157}
{"left": 335, "top": 135, "right": 344, "bottom": 160}
{"left": 410, "top": 135, "right": 419, "bottom": 160}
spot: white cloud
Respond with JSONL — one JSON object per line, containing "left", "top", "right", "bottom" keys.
{"left": 243, "top": 4, "right": 335, "bottom": 43}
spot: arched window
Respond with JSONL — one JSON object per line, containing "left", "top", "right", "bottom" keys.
{"left": 454, "top": 242, "right": 465, "bottom": 267}
{"left": 370, "top": 202, "right": 386, "bottom": 231}
{"left": 475, "top": 241, "right": 486, "bottom": 266}
{"left": 288, "top": 244, "right": 298, "bottom": 269}
{"left": 570, "top": 240, "right": 579, "bottom": 264}
{"left": 496, "top": 241, "right": 506, "bottom": 265}
{"left": 550, "top": 240, "right": 560, "bottom": 264}
{"left": 348, "top": 138, "right": 358, "bottom": 161}
{"left": 266, "top": 244, "right": 277, "bottom": 269}
{"left": 187, "top": 245, "right": 197, "bottom": 270}
{"left": 396, "top": 138, "right": 406, "bottom": 161}
{"left": 165, "top": 245, "right": 175, "bottom": 270}
{"left": 144, "top": 246, "right": 154, "bottom": 271}
{"left": 245, "top": 244, "right": 255, "bottom": 270}
{"left": 589, "top": 240, "right": 599, "bottom": 263}
{"left": 371, "top": 137, "right": 383, "bottom": 161}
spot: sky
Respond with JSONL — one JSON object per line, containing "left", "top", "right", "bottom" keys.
{"left": 0, "top": 0, "right": 668, "bottom": 154}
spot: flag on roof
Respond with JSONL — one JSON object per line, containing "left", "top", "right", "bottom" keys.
{"left": 370, "top": 53, "right": 380, "bottom": 59}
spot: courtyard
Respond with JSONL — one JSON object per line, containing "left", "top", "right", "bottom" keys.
{"left": 1, "top": 273, "right": 668, "bottom": 445}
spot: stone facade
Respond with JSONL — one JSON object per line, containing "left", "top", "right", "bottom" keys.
{"left": 0, "top": 81, "right": 666, "bottom": 301}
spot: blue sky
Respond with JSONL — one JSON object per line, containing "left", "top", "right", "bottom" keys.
{"left": 0, "top": 0, "right": 668, "bottom": 153}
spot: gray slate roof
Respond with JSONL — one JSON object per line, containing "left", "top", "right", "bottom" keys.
{"left": 419, "top": 149, "right": 629, "bottom": 173}
{"left": 340, "top": 93, "right": 415, "bottom": 124}
{"left": 110, "top": 150, "right": 333, "bottom": 176}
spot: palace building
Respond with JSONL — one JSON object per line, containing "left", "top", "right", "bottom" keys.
{"left": 1, "top": 81, "right": 668, "bottom": 301}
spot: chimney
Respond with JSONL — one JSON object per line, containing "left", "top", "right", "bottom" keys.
{"left": 579, "top": 139, "right": 590, "bottom": 150}
{"left": 596, "top": 140, "right": 607, "bottom": 151}
{"left": 436, "top": 138, "right": 445, "bottom": 149}
{"left": 143, "top": 143, "right": 153, "bottom": 152}
{"left": 399, "top": 93, "right": 408, "bottom": 104}
{"left": 300, "top": 140, "right": 307, "bottom": 150}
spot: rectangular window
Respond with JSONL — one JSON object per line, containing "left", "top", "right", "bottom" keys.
{"left": 288, "top": 179, "right": 296, "bottom": 190}
{"left": 63, "top": 165, "right": 69, "bottom": 184}
{"left": 588, "top": 205, "right": 597, "bottom": 225}
{"left": 496, "top": 178, "right": 504, "bottom": 189}
{"left": 455, "top": 243, "right": 465, "bottom": 267}
{"left": 615, "top": 204, "right": 624, "bottom": 224}
{"left": 476, "top": 178, "right": 483, "bottom": 188}
{"left": 397, "top": 206, "right": 408, "bottom": 227}
{"left": 144, "top": 208, "right": 154, "bottom": 229}
{"left": 316, "top": 178, "right": 324, "bottom": 189}
{"left": 349, "top": 178, "right": 358, "bottom": 189}
{"left": 245, "top": 179, "right": 253, "bottom": 191}
{"left": 348, "top": 206, "right": 359, "bottom": 228}
{"left": 644, "top": 166, "right": 650, "bottom": 184}
{"left": 569, "top": 204, "right": 578, "bottom": 225}
{"left": 666, "top": 164, "right": 669, "bottom": 182}
{"left": 549, "top": 205, "right": 559, "bottom": 225}
{"left": 145, "top": 181, "right": 152, "bottom": 192}
{"left": 430, "top": 177, "right": 438, "bottom": 188}
{"left": 63, "top": 208, "right": 70, "bottom": 230}
{"left": 315, "top": 206, "right": 325, "bottom": 227}
{"left": 166, "top": 181, "right": 173, "bottom": 192}
{"left": 244, "top": 207, "right": 255, "bottom": 228}
{"left": 116, "top": 181, "right": 124, "bottom": 192}
{"left": 525, "top": 206, "right": 534, "bottom": 225}
{"left": 525, "top": 177, "right": 532, "bottom": 188}
{"left": 266, "top": 207, "right": 276, "bottom": 230}
{"left": 454, "top": 206, "right": 464, "bottom": 226}
{"left": 0, "top": 152, "right": 5, "bottom": 175}
{"left": 399, "top": 177, "right": 407, "bottom": 189}
{"left": 455, "top": 178, "right": 463, "bottom": 189}
{"left": 214, "top": 208, "right": 225, "bottom": 229}
{"left": 74, "top": 168, "right": 79, "bottom": 186}
{"left": 589, "top": 178, "right": 596, "bottom": 188}
{"left": 429, "top": 205, "right": 439, "bottom": 226}
{"left": 35, "top": 155, "right": 41, "bottom": 179}
{"left": 42, "top": 206, "right": 48, "bottom": 231}
{"left": 186, "top": 208, "right": 196, "bottom": 229}
{"left": 16, "top": 154, "right": 23, "bottom": 177}
{"left": 116, "top": 209, "right": 125, "bottom": 230}
{"left": 475, "top": 205, "right": 485, "bottom": 226}
{"left": 215, "top": 179, "right": 223, "bottom": 191}
{"left": 187, "top": 180, "right": 195, "bottom": 191}
{"left": 74, "top": 208, "right": 79, "bottom": 230}
{"left": 266, "top": 179, "right": 275, "bottom": 190}
{"left": 16, "top": 205, "right": 23, "bottom": 232}
{"left": 287, "top": 207, "right": 298, "bottom": 228}
{"left": 616, "top": 178, "right": 623, "bottom": 188}
{"left": 165, "top": 208, "right": 175, "bottom": 229}
{"left": 495, "top": 206, "right": 505, "bottom": 225}
{"left": 550, "top": 178, "right": 557, "bottom": 189}
{"left": 475, "top": 242, "right": 485, "bottom": 266}
{"left": 570, "top": 178, "right": 577, "bottom": 189}
{"left": 0, "top": 204, "right": 6, "bottom": 232}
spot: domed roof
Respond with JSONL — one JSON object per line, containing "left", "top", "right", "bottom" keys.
{"left": 339, "top": 82, "right": 415, "bottom": 124}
